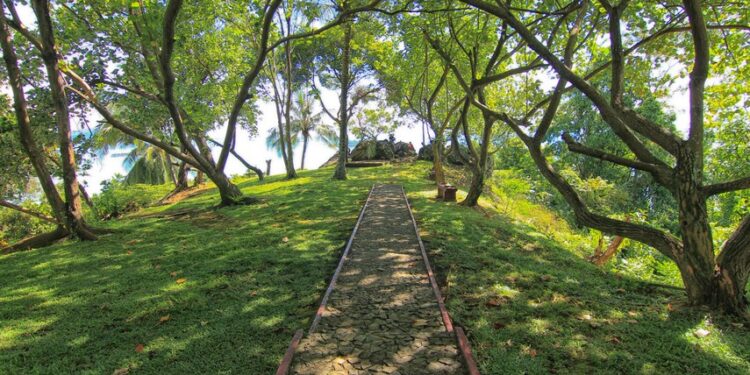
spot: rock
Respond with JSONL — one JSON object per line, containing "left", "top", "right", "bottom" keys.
{"left": 393, "top": 141, "right": 416, "bottom": 157}
{"left": 351, "top": 140, "right": 378, "bottom": 161}
{"left": 417, "top": 143, "right": 434, "bottom": 161}
{"left": 375, "top": 140, "right": 395, "bottom": 160}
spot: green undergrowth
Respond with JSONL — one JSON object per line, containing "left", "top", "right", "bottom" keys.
{"left": 1, "top": 161, "right": 748, "bottom": 374}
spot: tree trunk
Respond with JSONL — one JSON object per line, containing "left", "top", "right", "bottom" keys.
{"left": 301, "top": 135, "right": 309, "bottom": 170}
{"left": 461, "top": 111, "right": 494, "bottom": 207}
{"left": 266, "top": 159, "right": 272, "bottom": 176}
{"left": 211, "top": 172, "right": 252, "bottom": 206}
{"left": 333, "top": 18, "right": 353, "bottom": 181}
{"left": 194, "top": 170, "right": 205, "bottom": 186}
{"left": 674, "top": 146, "right": 719, "bottom": 305}
{"left": 2, "top": 226, "right": 68, "bottom": 255}
{"left": 283, "top": 25, "right": 297, "bottom": 179}
{"left": 176, "top": 161, "right": 189, "bottom": 190}
{"left": 165, "top": 154, "right": 178, "bottom": 185}
{"left": 33, "top": 0, "right": 96, "bottom": 241}
{"left": 433, "top": 132, "right": 446, "bottom": 185}
{"left": 462, "top": 169, "right": 485, "bottom": 207}
{"left": 0, "top": 13, "right": 68, "bottom": 230}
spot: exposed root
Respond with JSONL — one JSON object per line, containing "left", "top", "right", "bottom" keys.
{"left": 1, "top": 227, "right": 69, "bottom": 255}
{"left": 219, "top": 196, "right": 261, "bottom": 207}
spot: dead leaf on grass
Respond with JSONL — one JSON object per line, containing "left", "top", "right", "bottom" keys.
{"left": 112, "top": 368, "right": 129, "bottom": 375}
{"left": 135, "top": 343, "right": 144, "bottom": 353}
{"left": 176, "top": 278, "right": 187, "bottom": 284}
{"left": 159, "top": 315, "right": 171, "bottom": 324}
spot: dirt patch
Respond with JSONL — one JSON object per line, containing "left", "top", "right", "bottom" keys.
{"left": 158, "top": 184, "right": 213, "bottom": 205}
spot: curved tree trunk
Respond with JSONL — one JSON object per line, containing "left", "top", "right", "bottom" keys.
{"left": 0, "top": 14, "right": 68, "bottom": 230}
{"left": 32, "top": 0, "right": 96, "bottom": 241}
{"left": 461, "top": 111, "right": 494, "bottom": 207}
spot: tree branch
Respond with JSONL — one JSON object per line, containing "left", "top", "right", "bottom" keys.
{"left": 703, "top": 176, "right": 750, "bottom": 197}
{"left": 0, "top": 199, "right": 60, "bottom": 225}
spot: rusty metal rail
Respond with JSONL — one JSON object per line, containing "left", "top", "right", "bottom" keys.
{"left": 401, "top": 186, "right": 481, "bottom": 375}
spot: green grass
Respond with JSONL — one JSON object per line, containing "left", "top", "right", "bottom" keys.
{"left": 1, "top": 162, "right": 748, "bottom": 374}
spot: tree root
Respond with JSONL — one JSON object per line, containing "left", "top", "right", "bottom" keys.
{"left": 1, "top": 227, "right": 69, "bottom": 255}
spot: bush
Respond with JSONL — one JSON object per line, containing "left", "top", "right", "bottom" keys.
{"left": 0, "top": 201, "right": 55, "bottom": 244}
{"left": 93, "top": 178, "right": 171, "bottom": 220}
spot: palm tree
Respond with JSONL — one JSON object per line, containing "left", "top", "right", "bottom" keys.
{"left": 291, "top": 91, "right": 322, "bottom": 169}
{"left": 266, "top": 90, "right": 337, "bottom": 170}
{"left": 92, "top": 120, "right": 179, "bottom": 186}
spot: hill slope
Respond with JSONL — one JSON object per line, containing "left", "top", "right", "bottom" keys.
{"left": 1, "top": 162, "right": 748, "bottom": 374}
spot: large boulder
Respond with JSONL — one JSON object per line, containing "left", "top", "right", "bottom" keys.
{"left": 417, "top": 143, "right": 434, "bottom": 161}
{"left": 351, "top": 140, "right": 378, "bottom": 161}
{"left": 375, "top": 140, "right": 395, "bottom": 160}
{"left": 351, "top": 139, "right": 415, "bottom": 161}
{"left": 393, "top": 141, "right": 416, "bottom": 158}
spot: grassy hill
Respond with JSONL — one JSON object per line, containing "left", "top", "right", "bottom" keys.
{"left": 1, "top": 162, "right": 748, "bottom": 374}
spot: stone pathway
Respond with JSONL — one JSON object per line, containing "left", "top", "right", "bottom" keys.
{"left": 290, "top": 185, "right": 466, "bottom": 375}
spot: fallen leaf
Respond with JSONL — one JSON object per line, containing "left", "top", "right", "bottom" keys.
{"left": 135, "top": 343, "right": 144, "bottom": 353}
{"left": 504, "top": 339, "right": 513, "bottom": 347}
{"left": 200, "top": 320, "right": 208, "bottom": 326}
{"left": 282, "top": 237, "right": 289, "bottom": 243}
{"left": 609, "top": 336, "right": 622, "bottom": 345}
{"left": 126, "top": 239, "right": 142, "bottom": 246}
{"left": 493, "top": 321, "right": 506, "bottom": 330}
{"left": 248, "top": 291, "right": 258, "bottom": 297}
{"left": 154, "top": 264, "right": 161, "bottom": 269}
{"left": 730, "top": 322, "right": 744, "bottom": 329}
{"left": 159, "top": 315, "right": 171, "bottom": 324}
{"left": 693, "top": 328, "right": 710, "bottom": 338}
{"left": 169, "top": 272, "right": 177, "bottom": 277}
{"left": 176, "top": 278, "right": 187, "bottom": 284}
{"left": 126, "top": 251, "right": 133, "bottom": 255}
{"left": 112, "top": 368, "right": 129, "bottom": 375}
{"left": 579, "top": 313, "right": 593, "bottom": 321}
{"left": 627, "top": 310, "right": 638, "bottom": 317}
{"left": 529, "top": 348, "right": 538, "bottom": 358}
{"left": 667, "top": 303, "right": 674, "bottom": 312}
{"left": 615, "top": 288, "right": 626, "bottom": 294}
{"left": 540, "top": 275, "right": 553, "bottom": 282}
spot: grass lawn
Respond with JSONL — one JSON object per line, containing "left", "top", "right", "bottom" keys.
{"left": 1, "top": 162, "right": 748, "bottom": 374}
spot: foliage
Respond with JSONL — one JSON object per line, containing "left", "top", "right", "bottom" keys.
{"left": 0, "top": 201, "right": 55, "bottom": 245}
{"left": 92, "top": 178, "right": 172, "bottom": 219}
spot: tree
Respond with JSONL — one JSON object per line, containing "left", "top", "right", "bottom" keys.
{"left": 381, "top": 14, "right": 465, "bottom": 185}
{"left": 0, "top": 1, "right": 99, "bottom": 249}
{"left": 461, "top": 0, "right": 750, "bottom": 314}
{"left": 424, "top": 5, "right": 546, "bottom": 206}
{"left": 291, "top": 90, "right": 323, "bottom": 170}
{"left": 351, "top": 106, "right": 399, "bottom": 142}
{"left": 312, "top": 1, "right": 386, "bottom": 180}
{"left": 28, "top": 0, "right": 381, "bottom": 205}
